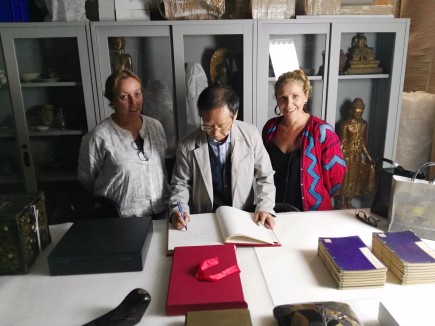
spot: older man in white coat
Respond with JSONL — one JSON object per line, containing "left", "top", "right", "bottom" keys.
{"left": 169, "top": 86, "right": 276, "bottom": 229}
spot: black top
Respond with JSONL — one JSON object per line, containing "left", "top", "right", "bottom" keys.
{"left": 268, "top": 143, "right": 303, "bottom": 211}
{"left": 208, "top": 143, "right": 232, "bottom": 212}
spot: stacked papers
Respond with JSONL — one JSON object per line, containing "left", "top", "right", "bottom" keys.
{"left": 372, "top": 230, "right": 435, "bottom": 285}
{"left": 318, "top": 235, "right": 387, "bottom": 289}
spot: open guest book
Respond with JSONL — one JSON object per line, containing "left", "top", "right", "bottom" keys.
{"left": 167, "top": 206, "right": 280, "bottom": 255}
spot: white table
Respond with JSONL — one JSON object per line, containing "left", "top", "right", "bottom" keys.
{"left": 0, "top": 210, "right": 433, "bottom": 325}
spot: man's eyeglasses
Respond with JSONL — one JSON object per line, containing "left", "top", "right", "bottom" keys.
{"left": 200, "top": 119, "right": 233, "bottom": 134}
{"left": 355, "top": 210, "right": 380, "bottom": 227}
{"left": 131, "top": 141, "right": 149, "bottom": 161}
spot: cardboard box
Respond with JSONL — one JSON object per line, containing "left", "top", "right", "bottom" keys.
{"left": 116, "top": 9, "right": 151, "bottom": 20}
{"left": 402, "top": 0, "right": 435, "bottom": 94}
{"left": 0, "top": 192, "right": 51, "bottom": 274}
{"left": 47, "top": 216, "right": 152, "bottom": 276}
{"left": 252, "top": 0, "right": 295, "bottom": 19}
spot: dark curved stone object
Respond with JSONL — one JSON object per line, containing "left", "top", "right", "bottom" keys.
{"left": 83, "top": 288, "right": 151, "bottom": 326}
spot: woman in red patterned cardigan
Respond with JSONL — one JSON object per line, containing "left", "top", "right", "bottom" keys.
{"left": 262, "top": 70, "right": 346, "bottom": 211}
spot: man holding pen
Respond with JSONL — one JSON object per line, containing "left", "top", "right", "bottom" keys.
{"left": 169, "top": 86, "right": 276, "bottom": 230}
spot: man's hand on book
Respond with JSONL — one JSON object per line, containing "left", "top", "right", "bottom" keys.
{"left": 254, "top": 211, "right": 275, "bottom": 229}
{"left": 171, "top": 211, "right": 190, "bottom": 230}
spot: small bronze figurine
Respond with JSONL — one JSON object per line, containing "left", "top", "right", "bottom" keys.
{"left": 110, "top": 37, "right": 133, "bottom": 72}
{"left": 346, "top": 33, "right": 382, "bottom": 75}
{"left": 338, "top": 98, "right": 375, "bottom": 209}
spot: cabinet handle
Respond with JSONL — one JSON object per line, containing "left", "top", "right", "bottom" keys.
{"left": 23, "top": 152, "right": 30, "bottom": 167}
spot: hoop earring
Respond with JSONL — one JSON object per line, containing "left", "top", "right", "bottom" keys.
{"left": 274, "top": 105, "right": 281, "bottom": 116}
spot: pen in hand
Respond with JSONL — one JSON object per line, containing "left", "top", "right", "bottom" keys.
{"left": 177, "top": 202, "right": 188, "bottom": 231}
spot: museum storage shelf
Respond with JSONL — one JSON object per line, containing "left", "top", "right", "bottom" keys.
{"left": 327, "top": 18, "right": 410, "bottom": 163}
{"left": 0, "top": 22, "right": 96, "bottom": 221}
{"left": 255, "top": 20, "right": 330, "bottom": 129}
{"left": 254, "top": 17, "right": 409, "bottom": 208}
{"left": 89, "top": 20, "right": 254, "bottom": 154}
{"left": 255, "top": 18, "right": 409, "bottom": 163}
{"left": 0, "top": 18, "right": 409, "bottom": 216}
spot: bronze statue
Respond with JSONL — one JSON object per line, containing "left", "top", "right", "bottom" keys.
{"left": 346, "top": 33, "right": 382, "bottom": 75}
{"left": 338, "top": 98, "right": 375, "bottom": 209}
{"left": 110, "top": 37, "right": 133, "bottom": 72}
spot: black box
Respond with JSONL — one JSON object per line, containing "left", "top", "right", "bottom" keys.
{"left": 47, "top": 216, "right": 153, "bottom": 276}
{"left": 0, "top": 192, "right": 51, "bottom": 275}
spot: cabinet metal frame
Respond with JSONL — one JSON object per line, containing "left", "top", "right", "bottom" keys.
{"left": 0, "top": 22, "right": 96, "bottom": 191}
{"left": 326, "top": 18, "right": 410, "bottom": 161}
{"left": 255, "top": 19, "right": 330, "bottom": 128}
{"left": 90, "top": 20, "right": 254, "bottom": 143}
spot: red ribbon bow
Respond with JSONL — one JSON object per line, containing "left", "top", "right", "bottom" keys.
{"left": 195, "top": 256, "right": 240, "bottom": 282}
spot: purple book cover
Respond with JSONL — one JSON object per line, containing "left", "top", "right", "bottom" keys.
{"left": 373, "top": 230, "right": 435, "bottom": 264}
{"left": 319, "top": 236, "right": 384, "bottom": 271}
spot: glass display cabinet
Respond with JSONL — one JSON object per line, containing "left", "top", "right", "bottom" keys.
{"left": 171, "top": 20, "right": 254, "bottom": 137}
{"left": 255, "top": 17, "right": 409, "bottom": 208}
{"left": 90, "top": 20, "right": 253, "bottom": 156}
{"left": 255, "top": 20, "right": 330, "bottom": 129}
{"left": 0, "top": 35, "right": 25, "bottom": 193}
{"left": 0, "top": 18, "right": 409, "bottom": 216}
{"left": 90, "top": 21, "right": 177, "bottom": 154}
{"left": 0, "top": 22, "right": 96, "bottom": 219}
{"left": 327, "top": 18, "right": 410, "bottom": 163}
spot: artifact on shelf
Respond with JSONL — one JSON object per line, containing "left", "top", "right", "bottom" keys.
{"left": 20, "top": 72, "right": 40, "bottom": 83}
{"left": 39, "top": 105, "right": 54, "bottom": 127}
{"left": 209, "top": 47, "right": 244, "bottom": 115}
{"left": 346, "top": 33, "right": 382, "bottom": 75}
{"left": 339, "top": 49, "right": 347, "bottom": 75}
{"left": 214, "top": 63, "right": 228, "bottom": 86}
{"left": 109, "top": 37, "right": 133, "bottom": 72}
{"left": 269, "top": 39, "right": 299, "bottom": 80}
{"left": 0, "top": 69, "right": 7, "bottom": 86}
{"left": 210, "top": 48, "right": 228, "bottom": 84}
{"left": 337, "top": 98, "right": 375, "bottom": 209}
{"left": 210, "top": 47, "right": 242, "bottom": 87}
{"left": 54, "top": 108, "right": 67, "bottom": 129}
{"left": 40, "top": 67, "right": 61, "bottom": 82}
{"left": 185, "top": 63, "right": 207, "bottom": 134}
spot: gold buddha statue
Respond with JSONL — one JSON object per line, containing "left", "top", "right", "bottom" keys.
{"left": 338, "top": 98, "right": 376, "bottom": 209}
{"left": 110, "top": 37, "right": 133, "bottom": 73}
{"left": 346, "top": 33, "right": 382, "bottom": 75}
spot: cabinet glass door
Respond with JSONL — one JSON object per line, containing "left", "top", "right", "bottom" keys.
{"left": 327, "top": 19, "right": 409, "bottom": 162}
{"left": 256, "top": 21, "right": 330, "bottom": 129}
{"left": 172, "top": 20, "right": 253, "bottom": 137}
{"left": 0, "top": 22, "right": 95, "bottom": 219}
{"left": 0, "top": 35, "right": 25, "bottom": 193}
{"left": 90, "top": 22, "right": 177, "bottom": 155}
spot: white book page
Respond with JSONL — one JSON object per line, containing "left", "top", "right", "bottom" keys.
{"left": 167, "top": 213, "right": 223, "bottom": 254}
{"left": 216, "top": 206, "right": 279, "bottom": 245}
